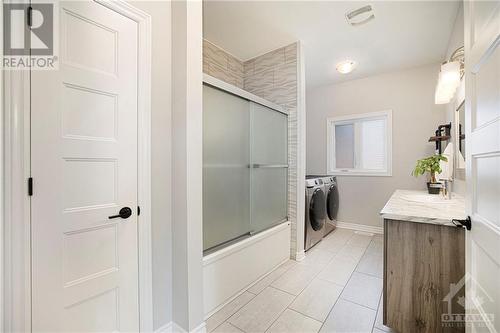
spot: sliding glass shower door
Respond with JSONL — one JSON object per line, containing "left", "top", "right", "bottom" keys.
{"left": 203, "top": 84, "right": 288, "bottom": 251}
{"left": 250, "top": 103, "right": 288, "bottom": 234}
{"left": 203, "top": 85, "right": 251, "bottom": 250}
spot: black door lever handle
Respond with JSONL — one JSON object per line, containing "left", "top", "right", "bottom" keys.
{"left": 452, "top": 216, "right": 471, "bottom": 230}
{"left": 109, "top": 207, "right": 132, "bottom": 219}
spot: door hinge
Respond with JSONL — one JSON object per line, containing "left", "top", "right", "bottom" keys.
{"left": 137, "top": 206, "right": 141, "bottom": 216}
{"left": 27, "top": 6, "right": 33, "bottom": 27}
{"left": 28, "top": 177, "right": 33, "bottom": 196}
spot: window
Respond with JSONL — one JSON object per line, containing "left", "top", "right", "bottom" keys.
{"left": 327, "top": 110, "right": 392, "bottom": 176}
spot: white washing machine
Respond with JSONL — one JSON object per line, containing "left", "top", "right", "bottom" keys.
{"left": 304, "top": 177, "right": 326, "bottom": 251}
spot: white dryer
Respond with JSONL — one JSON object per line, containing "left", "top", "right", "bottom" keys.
{"left": 322, "top": 176, "right": 339, "bottom": 237}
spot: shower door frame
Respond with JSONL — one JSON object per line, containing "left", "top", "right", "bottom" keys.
{"left": 202, "top": 74, "right": 289, "bottom": 253}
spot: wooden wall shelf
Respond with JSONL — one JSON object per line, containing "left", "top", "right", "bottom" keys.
{"left": 428, "top": 135, "right": 451, "bottom": 142}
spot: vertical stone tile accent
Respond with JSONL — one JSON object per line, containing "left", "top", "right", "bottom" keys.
{"left": 285, "top": 43, "right": 297, "bottom": 64}
{"left": 244, "top": 59, "right": 255, "bottom": 76}
{"left": 253, "top": 48, "right": 286, "bottom": 74}
{"left": 203, "top": 39, "right": 244, "bottom": 89}
{"left": 243, "top": 42, "right": 301, "bottom": 259}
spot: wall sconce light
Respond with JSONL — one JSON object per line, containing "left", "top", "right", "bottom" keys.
{"left": 435, "top": 46, "right": 464, "bottom": 104}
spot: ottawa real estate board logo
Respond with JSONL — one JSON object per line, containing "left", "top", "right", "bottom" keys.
{"left": 3, "top": 2, "right": 58, "bottom": 69}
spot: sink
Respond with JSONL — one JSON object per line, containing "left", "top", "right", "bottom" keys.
{"left": 400, "top": 194, "right": 450, "bottom": 204}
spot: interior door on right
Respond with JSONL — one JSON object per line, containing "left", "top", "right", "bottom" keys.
{"left": 464, "top": 1, "right": 499, "bottom": 331}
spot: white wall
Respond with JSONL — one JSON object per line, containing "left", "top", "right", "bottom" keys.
{"left": 307, "top": 64, "right": 447, "bottom": 227}
{"left": 172, "top": 0, "right": 205, "bottom": 331}
{"left": 444, "top": 3, "right": 466, "bottom": 196}
{"left": 128, "top": 1, "right": 172, "bottom": 330}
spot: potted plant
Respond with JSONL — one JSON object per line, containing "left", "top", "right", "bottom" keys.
{"left": 412, "top": 154, "right": 448, "bottom": 194}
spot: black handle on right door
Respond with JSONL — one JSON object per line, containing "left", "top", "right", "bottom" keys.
{"left": 108, "top": 207, "right": 133, "bottom": 219}
{"left": 452, "top": 216, "right": 471, "bottom": 230}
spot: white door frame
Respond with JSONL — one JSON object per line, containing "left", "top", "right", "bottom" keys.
{"left": 1, "top": 1, "right": 153, "bottom": 331}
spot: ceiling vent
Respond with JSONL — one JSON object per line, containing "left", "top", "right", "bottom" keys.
{"left": 346, "top": 5, "right": 375, "bottom": 26}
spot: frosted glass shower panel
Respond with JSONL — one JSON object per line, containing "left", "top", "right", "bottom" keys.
{"left": 203, "top": 85, "right": 251, "bottom": 250}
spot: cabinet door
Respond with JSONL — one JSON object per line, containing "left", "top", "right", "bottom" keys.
{"left": 384, "top": 220, "right": 465, "bottom": 333}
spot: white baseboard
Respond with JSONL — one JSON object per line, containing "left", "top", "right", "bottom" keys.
{"left": 155, "top": 322, "right": 173, "bottom": 333}
{"left": 336, "top": 221, "right": 383, "bottom": 234}
{"left": 189, "top": 322, "right": 207, "bottom": 333}
{"left": 163, "top": 322, "right": 206, "bottom": 333}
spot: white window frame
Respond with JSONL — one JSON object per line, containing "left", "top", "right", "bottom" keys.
{"left": 327, "top": 110, "right": 392, "bottom": 177}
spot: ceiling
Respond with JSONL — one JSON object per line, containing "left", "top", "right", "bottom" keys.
{"left": 203, "top": 1, "right": 460, "bottom": 88}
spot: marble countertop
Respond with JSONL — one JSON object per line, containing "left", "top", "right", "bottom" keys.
{"left": 380, "top": 190, "right": 467, "bottom": 226}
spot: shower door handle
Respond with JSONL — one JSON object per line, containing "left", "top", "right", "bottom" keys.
{"left": 250, "top": 164, "right": 289, "bottom": 168}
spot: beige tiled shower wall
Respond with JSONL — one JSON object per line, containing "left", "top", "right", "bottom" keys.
{"left": 243, "top": 43, "right": 299, "bottom": 258}
{"left": 203, "top": 40, "right": 301, "bottom": 258}
{"left": 203, "top": 39, "right": 244, "bottom": 88}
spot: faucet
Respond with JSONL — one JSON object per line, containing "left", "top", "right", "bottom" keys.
{"left": 441, "top": 179, "right": 452, "bottom": 199}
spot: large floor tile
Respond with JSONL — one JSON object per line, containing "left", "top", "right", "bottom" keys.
{"left": 372, "top": 234, "right": 383, "bottom": 243}
{"left": 314, "top": 237, "right": 347, "bottom": 253}
{"left": 227, "top": 287, "right": 294, "bottom": 333}
{"left": 266, "top": 309, "right": 322, "bottom": 333}
{"left": 346, "top": 233, "right": 373, "bottom": 248}
{"left": 298, "top": 248, "right": 336, "bottom": 269}
{"left": 212, "top": 322, "right": 245, "bottom": 333}
{"left": 365, "top": 240, "right": 383, "bottom": 256}
{"left": 289, "top": 278, "right": 343, "bottom": 322}
{"left": 248, "top": 263, "right": 292, "bottom": 295}
{"left": 328, "top": 228, "right": 355, "bottom": 240}
{"left": 320, "top": 299, "right": 376, "bottom": 333}
{"left": 340, "top": 272, "right": 382, "bottom": 310}
{"left": 356, "top": 252, "right": 383, "bottom": 278}
{"left": 281, "top": 259, "right": 298, "bottom": 269}
{"left": 271, "top": 263, "right": 320, "bottom": 295}
{"left": 206, "top": 292, "right": 256, "bottom": 332}
{"left": 317, "top": 257, "right": 358, "bottom": 286}
{"left": 336, "top": 243, "right": 368, "bottom": 262}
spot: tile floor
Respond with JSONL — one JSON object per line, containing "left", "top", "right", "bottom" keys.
{"left": 205, "top": 228, "right": 397, "bottom": 333}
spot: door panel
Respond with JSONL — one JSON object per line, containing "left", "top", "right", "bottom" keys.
{"left": 472, "top": 1, "right": 500, "bottom": 45}
{"left": 250, "top": 102, "right": 288, "bottom": 233}
{"left": 31, "top": 1, "right": 139, "bottom": 331}
{"left": 465, "top": 1, "right": 500, "bottom": 332}
{"left": 202, "top": 84, "right": 251, "bottom": 250}
{"left": 472, "top": 46, "right": 499, "bottom": 128}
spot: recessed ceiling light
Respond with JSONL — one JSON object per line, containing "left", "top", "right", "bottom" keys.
{"left": 336, "top": 60, "right": 357, "bottom": 74}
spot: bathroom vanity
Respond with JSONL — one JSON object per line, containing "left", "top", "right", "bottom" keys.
{"left": 380, "top": 190, "right": 467, "bottom": 333}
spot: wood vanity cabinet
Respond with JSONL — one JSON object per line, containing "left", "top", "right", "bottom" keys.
{"left": 383, "top": 219, "right": 465, "bottom": 333}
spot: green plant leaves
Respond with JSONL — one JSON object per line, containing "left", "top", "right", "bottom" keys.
{"left": 412, "top": 154, "right": 448, "bottom": 178}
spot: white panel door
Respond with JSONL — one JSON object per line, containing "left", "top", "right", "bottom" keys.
{"left": 31, "top": 1, "right": 139, "bottom": 331}
{"left": 464, "top": 1, "right": 500, "bottom": 332}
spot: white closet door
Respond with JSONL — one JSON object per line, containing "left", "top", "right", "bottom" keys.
{"left": 31, "top": 1, "right": 139, "bottom": 331}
